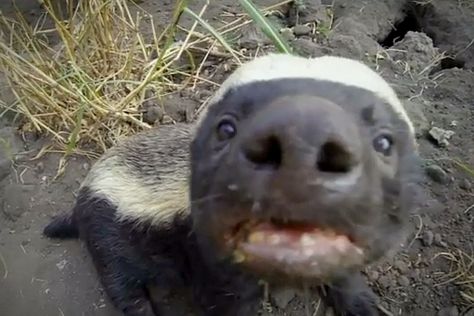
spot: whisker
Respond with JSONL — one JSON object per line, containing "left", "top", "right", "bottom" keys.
{"left": 190, "top": 193, "right": 224, "bottom": 206}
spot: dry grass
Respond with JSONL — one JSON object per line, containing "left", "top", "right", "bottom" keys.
{"left": 0, "top": 0, "right": 197, "bottom": 156}
{"left": 434, "top": 248, "right": 474, "bottom": 307}
{"left": 0, "top": 0, "right": 292, "bottom": 158}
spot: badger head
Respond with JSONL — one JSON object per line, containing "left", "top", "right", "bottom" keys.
{"left": 189, "top": 53, "right": 421, "bottom": 284}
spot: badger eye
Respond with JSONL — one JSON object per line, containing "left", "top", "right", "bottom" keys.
{"left": 216, "top": 119, "right": 237, "bottom": 141}
{"left": 373, "top": 134, "right": 394, "bottom": 156}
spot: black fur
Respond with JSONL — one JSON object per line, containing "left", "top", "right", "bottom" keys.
{"left": 322, "top": 275, "right": 380, "bottom": 316}
{"left": 45, "top": 189, "right": 380, "bottom": 316}
{"left": 43, "top": 212, "right": 79, "bottom": 239}
{"left": 45, "top": 187, "right": 263, "bottom": 316}
{"left": 44, "top": 77, "right": 422, "bottom": 316}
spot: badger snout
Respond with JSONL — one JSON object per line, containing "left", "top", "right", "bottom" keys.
{"left": 230, "top": 94, "right": 368, "bottom": 216}
{"left": 237, "top": 94, "right": 364, "bottom": 194}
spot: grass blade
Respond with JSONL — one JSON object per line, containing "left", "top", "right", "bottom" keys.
{"left": 182, "top": 6, "right": 241, "bottom": 64}
{"left": 238, "top": 0, "right": 293, "bottom": 54}
{"left": 452, "top": 159, "right": 474, "bottom": 178}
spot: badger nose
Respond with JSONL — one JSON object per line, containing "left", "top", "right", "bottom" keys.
{"left": 240, "top": 95, "right": 362, "bottom": 177}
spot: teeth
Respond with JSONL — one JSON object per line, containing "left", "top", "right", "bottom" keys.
{"left": 233, "top": 250, "right": 246, "bottom": 263}
{"left": 227, "top": 184, "right": 239, "bottom": 191}
{"left": 303, "top": 248, "right": 316, "bottom": 257}
{"left": 301, "top": 233, "right": 318, "bottom": 246}
{"left": 322, "top": 230, "right": 337, "bottom": 238}
{"left": 248, "top": 232, "right": 266, "bottom": 243}
{"left": 251, "top": 202, "right": 262, "bottom": 213}
{"left": 268, "top": 234, "right": 282, "bottom": 245}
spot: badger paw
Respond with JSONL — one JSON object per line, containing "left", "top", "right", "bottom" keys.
{"left": 323, "top": 273, "right": 380, "bottom": 316}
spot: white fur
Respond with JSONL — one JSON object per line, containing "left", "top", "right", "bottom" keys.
{"left": 82, "top": 148, "right": 190, "bottom": 227}
{"left": 197, "top": 53, "right": 415, "bottom": 136}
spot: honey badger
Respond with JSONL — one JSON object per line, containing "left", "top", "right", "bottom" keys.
{"left": 43, "top": 53, "right": 421, "bottom": 316}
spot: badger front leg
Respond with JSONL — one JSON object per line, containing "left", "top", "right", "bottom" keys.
{"left": 186, "top": 255, "right": 263, "bottom": 316}
{"left": 192, "top": 280, "right": 262, "bottom": 316}
{"left": 94, "top": 264, "right": 156, "bottom": 316}
{"left": 75, "top": 196, "right": 183, "bottom": 316}
{"left": 322, "top": 272, "right": 379, "bottom": 316}
{"left": 82, "top": 221, "right": 157, "bottom": 315}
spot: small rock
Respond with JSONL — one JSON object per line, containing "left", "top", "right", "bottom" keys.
{"left": 437, "top": 306, "right": 459, "bottom": 316}
{"left": 238, "top": 23, "right": 273, "bottom": 49}
{"left": 425, "top": 165, "right": 448, "bottom": 184}
{"left": 429, "top": 127, "right": 455, "bottom": 147}
{"left": 34, "top": 162, "right": 45, "bottom": 174}
{"left": 142, "top": 106, "right": 164, "bottom": 125}
{"left": 161, "top": 115, "right": 174, "bottom": 125}
{"left": 398, "top": 275, "right": 410, "bottom": 287}
{"left": 409, "top": 269, "right": 421, "bottom": 281}
{"left": 287, "top": 0, "right": 323, "bottom": 26}
{"left": 434, "top": 233, "right": 447, "bottom": 247}
{"left": 393, "top": 260, "right": 409, "bottom": 274}
{"left": 270, "top": 287, "right": 296, "bottom": 309}
{"left": 325, "top": 308, "right": 336, "bottom": 316}
{"left": 141, "top": 89, "right": 164, "bottom": 125}
{"left": 21, "top": 239, "right": 30, "bottom": 246}
{"left": 377, "top": 275, "right": 394, "bottom": 289}
{"left": 1, "top": 184, "right": 34, "bottom": 220}
{"left": 280, "top": 28, "right": 296, "bottom": 42}
{"left": 422, "top": 230, "right": 434, "bottom": 246}
{"left": 292, "top": 38, "right": 330, "bottom": 58}
{"left": 56, "top": 259, "right": 68, "bottom": 271}
{"left": 293, "top": 24, "right": 312, "bottom": 36}
{"left": 459, "top": 179, "right": 472, "bottom": 190}
{"left": 367, "top": 270, "right": 379, "bottom": 282}
{"left": 161, "top": 93, "right": 198, "bottom": 123}
{"left": 423, "top": 277, "right": 434, "bottom": 286}
{"left": 82, "top": 163, "right": 90, "bottom": 171}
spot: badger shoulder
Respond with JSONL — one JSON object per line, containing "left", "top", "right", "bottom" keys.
{"left": 204, "top": 53, "right": 415, "bottom": 138}
{"left": 80, "top": 123, "right": 193, "bottom": 227}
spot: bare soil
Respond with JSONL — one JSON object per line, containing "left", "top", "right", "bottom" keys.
{"left": 1, "top": 0, "right": 473, "bottom": 316}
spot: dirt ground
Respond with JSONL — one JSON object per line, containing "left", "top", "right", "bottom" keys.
{"left": 0, "top": 0, "right": 474, "bottom": 315}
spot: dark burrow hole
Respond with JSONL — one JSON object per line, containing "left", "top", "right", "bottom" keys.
{"left": 427, "top": 56, "right": 466, "bottom": 75}
{"left": 379, "top": 9, "right": 421, "bottom": 47}
{"left": 380, "top": 2, "right": 467, "bottom": 72}
{"left": 439, "top": 57, "right": 466, "bottom": 70}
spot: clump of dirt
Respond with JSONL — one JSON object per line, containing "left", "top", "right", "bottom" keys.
{"left": 1, "top": 0, "right": 474, "bottom": 316}
{"left": 413, "top": 0, "right": 474, "bottom": 70}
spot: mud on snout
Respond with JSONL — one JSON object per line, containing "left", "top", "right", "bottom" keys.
{"left": 190, "top": 92, "right": 420, "bottom": 284}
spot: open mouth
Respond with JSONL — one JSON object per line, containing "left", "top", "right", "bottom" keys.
{"left": 225, "top": 219, "right": 365, "bottom": 279}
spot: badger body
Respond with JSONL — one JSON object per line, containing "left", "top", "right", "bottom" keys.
{"left": 44, "top": 53, "right": 421, "bottom": 316}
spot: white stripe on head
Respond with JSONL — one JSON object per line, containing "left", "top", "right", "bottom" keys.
{"left": 196, "top": 53, "right": 414, "bottom": 136}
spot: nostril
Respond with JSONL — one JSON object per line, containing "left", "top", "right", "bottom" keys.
{"left": 316, "top": 141, "right": 354, "bottom": 173}
{"left": 243, "top": 135, "right": 282, "bottom": 169}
